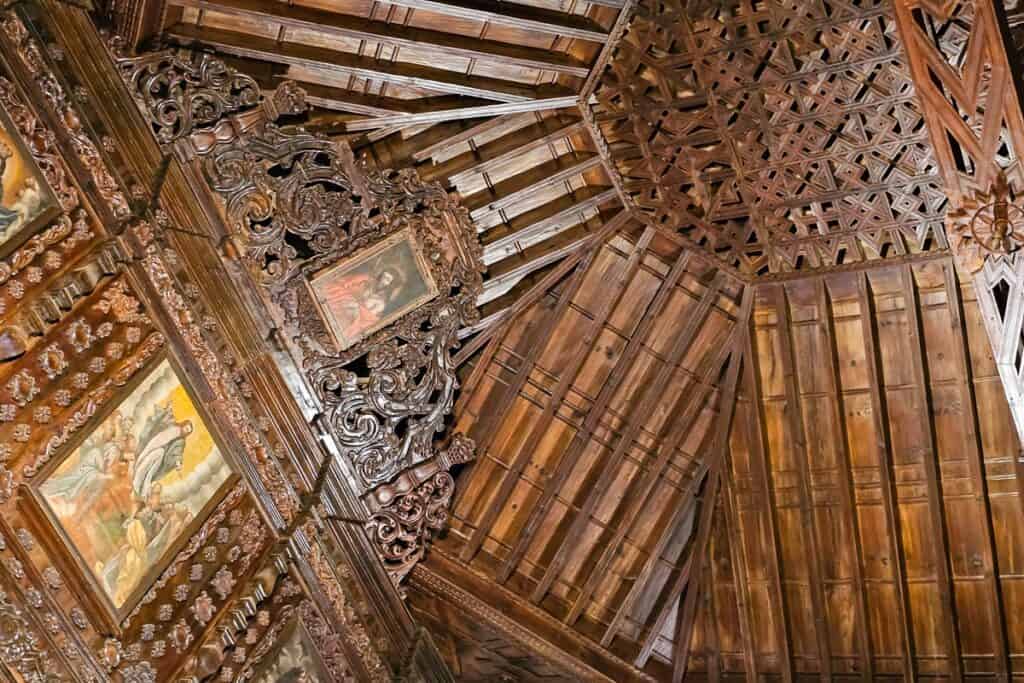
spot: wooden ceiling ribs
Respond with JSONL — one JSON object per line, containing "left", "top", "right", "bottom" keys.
{"left": 529, "top": 271, "right": 729, "bottom": 605}
{"left": 490, "top": 248, "right": 695, "bottom": 583}
{"left": 167, "top": 0, "right": 594, "bottom": 76}
{"left": 458, "top": 224, "right": 657, "bottom": 565}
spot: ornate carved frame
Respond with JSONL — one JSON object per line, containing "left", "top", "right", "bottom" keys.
{"left": 19, "top": 346, "right": 241, "bottom": 633}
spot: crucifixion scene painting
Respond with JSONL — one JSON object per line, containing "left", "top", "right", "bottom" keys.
{"left": 38, "top": 358, "right": 232, "bottom": 612}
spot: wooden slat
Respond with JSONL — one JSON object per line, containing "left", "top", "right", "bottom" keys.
{"left": 900, "top": 265, "right": 964, "bottom": 682}
{"left": 345, "top": 97, "right": 581, "bottom": 131}
{"left": 466, "top": 155, "right": 604, "bottom": 223}
{"left": 453, "top": 215, "right": 624, "bottom": 367}
{"left": 857, "top": 272, "right": 916, "bottom": 682}
{"left": 458, "top": 221, "right": 653, "bottom": 563}
{"left": 636, "top": 313, "right": 749, "bottom": 667}
{"left": 166, "top": 24, "right": 566, "bottom": 102}
{"left": 772, "top": 283, "right": 833, "bottom": 681}
{"left": 672, "top": 343, "right": 744, "bottom": 683}
{"left": 530, "top": 271, "right": 727, "bottom": 604}
{"left": 593, "top": 331, "right": 745, "bottom": 651}
{"left": 721, "top": 443, "right": 758, "bottom": 683}
{"left": 413, "top": 113, "right": 528, "bottom": 162}
{"left": 170, "top": 0, "right": 592, "bottom": 76}
{"left": 942, "top": 263, "right": 1011, "bottom": 682}
{"left": 450, "top": 120, "right": 586, "bottom": 185}
{"left": 564, "top": 324, "right": 736, "bottom": 626}
{"left": 815, "top": 279, "right": 873, "bottom": 681}
{"left": 744, "top": 301, "right": 795, "bottom": 683}
{"left": 483, "top": 189, "right": 618, "bottom": 265}
{"left": 497, "top": 249, "right": 692, "bottom": 584}
{"left": 368, "top": 0, "right": 610, "bottom": 42}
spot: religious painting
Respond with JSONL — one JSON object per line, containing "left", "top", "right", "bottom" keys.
{"left": 0, "top": 105, "right": 58, "bottom": 251}
{"left": 34, "top": 358, "right": 233, "bottom": 617}
{"left": 307, "top": 229, "right": 440, "bottom": 351}
{"left": 250, "top": 619, "right": 332, "bottom": 683}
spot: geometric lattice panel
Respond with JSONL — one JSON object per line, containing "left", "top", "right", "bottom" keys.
{"left": 595, "top": 0, "right": 951, "bottom": 276}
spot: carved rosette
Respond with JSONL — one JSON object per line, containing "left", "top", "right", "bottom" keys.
{"left": 946, "top": 173, "right": 1024, "bottom": 276}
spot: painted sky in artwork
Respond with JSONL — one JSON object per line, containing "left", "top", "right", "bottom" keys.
{"left": 0, "top": 112, "right": 52, "bottom": 247}
{"left": 39, "top": 359, "right": 231, "bottom": 610}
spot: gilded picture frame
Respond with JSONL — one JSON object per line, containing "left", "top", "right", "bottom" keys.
{"left": 0, "top": 102, "right": 61, "bottom": 258}
{"left": 306, "top": 228, "right": 440, "bottom": 353}
{"left": 21, "top": 350, "right": 238, "bottom": 631}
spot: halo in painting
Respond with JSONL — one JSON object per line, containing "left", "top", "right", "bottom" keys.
{"left": 307, "top": 229, "right": 439, "bottom": 352}
{"left": 34, "top": 357, "right": 233, "bottom": 618}
{"left": 0, "top": 104, "right": 59, "bottom": 252}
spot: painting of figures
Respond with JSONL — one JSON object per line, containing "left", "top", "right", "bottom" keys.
{"left": 38, "top": 358, "right": 232, "bottom": 613}
{"left": 308, "top": 229, "right": 439, "bottom": 351}
{"left": 0, "top": 106, "right": 57, "bottom": 249}
{"left": 251, "top": 620, "right": 334, "bottom": 683}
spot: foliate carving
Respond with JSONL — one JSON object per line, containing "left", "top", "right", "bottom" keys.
{"left": 594, "top": 0, "right": 948, "bottom": 277}
{"left": 116, "top": 51, "right": 261, "bottom": 143}
{"left": 365, "top": 434, "right": 474, "bottom": 584}
{"left": 202, "top": 123, "right": 483, "bottom": 490}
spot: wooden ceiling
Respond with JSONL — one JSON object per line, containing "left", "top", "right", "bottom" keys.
{"left": 102, "top": 0, "right": 1024, "bottom": 679}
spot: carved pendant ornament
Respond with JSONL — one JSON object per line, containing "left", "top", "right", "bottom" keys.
{"left": 116, "top": 50, "right": 484, "bottom": 581}
{"left": 947, "top": 169, "right": 1024, "bottom": 275}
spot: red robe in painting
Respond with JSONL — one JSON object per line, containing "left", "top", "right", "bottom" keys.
{"left": 320, "top": 272, "right": 388, "bottom": 342}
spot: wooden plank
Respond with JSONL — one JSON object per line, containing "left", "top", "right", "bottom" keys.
{"left": 479, "top": 234, "right": 595, "bottom": 306}
{"left": 815, "top": 279, "right": 874, "bottom": 681}
{"left": 530, "top": 272, "right": 728, "bottom": 604}
{"left": 744, "top": 299, "right": 795, "bottom": 683}
{"left": 497, "top": 249, "right": 692, "bottom": 584}
{"left": 453, "top": 215, "right": 624, "bottom": 368}
{"left": 166, "top": 24, "right": 565, "bottom": 102}
{"left": 672, "top": 343, "right": 744, "bottom": 683}
{"left": 942, "top": 264, "right": 1010, "bottom": 680}
{"left": 899, "top": 265, "right": 964, "bottom": 682}
{"left": 169, "top": 0, "right": 592, "bottom": 76}
{"left": 857, "top": 272, "right": 916, "bottom": 682}
{"left": 597, "top": 289, "right": 748, "bottom": 649}
{"left": 564, "top": 323, "right": 737, "bottom": 626}
{"left": 450, "top": 120, "right": 586, "bottom": 185}
{"left": 345, "top": 97, "right": 581, "bottom": 131}
{"left": 772, "top": 283, "right": 833, "bottom": 681}
{"left": 483, "top": 189, "right": 618, "bottom": 265}
{"left": 467, "top": 155, "right": 604, "bottom": 223}
{"left": 637, "top": 320, "right": 748, "bottom": 668}
{"left": 368, "top": 0, "right": 610, "bottom": 42}
{"left": 458, "top": 221, "right": 653, "bottom": 563}
{"left": 721, "top": 443, "right": 758, "bottom": 683}
{"left": 413, "top": 113, "right": 529, "bottom": 162}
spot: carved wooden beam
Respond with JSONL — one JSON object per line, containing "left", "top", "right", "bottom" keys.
{"left": 894, "top": 0, "right": 1024, "bottom": 445}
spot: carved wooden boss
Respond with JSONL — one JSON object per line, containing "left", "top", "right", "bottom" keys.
{"left": 116, "top": 49, "right": 485, "bottom": 585}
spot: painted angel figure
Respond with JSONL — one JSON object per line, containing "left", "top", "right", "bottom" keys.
{"left": 0, "top": 140, "right": 20, "bottom": 234}
{"left": 41, "top": 411, "right": 134, "bottom": 511}
{"left": 130, "top": 403, "right": 194, "bottom": 500}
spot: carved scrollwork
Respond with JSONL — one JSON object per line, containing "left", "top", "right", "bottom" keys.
{"left": 201, "top": 122, "right": 483, "bottom": 490}
{"left": 116, "top": 51, "right": 261, "bottom": 143}
{"left": 365, "top": 435, "right": 475, "bottom": 584}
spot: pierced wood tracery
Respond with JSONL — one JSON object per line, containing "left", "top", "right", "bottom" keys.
{"left": 593, "top": 0, "right": 950, "bottom": 277}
